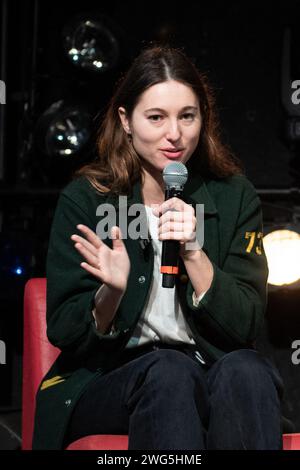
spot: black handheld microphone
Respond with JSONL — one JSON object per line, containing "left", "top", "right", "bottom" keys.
{"left": 160, "top": 162, "right": 188, "bottom": 288}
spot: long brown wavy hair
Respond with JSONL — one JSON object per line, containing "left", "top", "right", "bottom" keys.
{"left": 75, "top": 45, "right": 244, "bottom": 195}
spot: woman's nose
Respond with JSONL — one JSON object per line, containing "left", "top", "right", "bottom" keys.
{"left": 165, "top": 120, "right": 181, "bottom": 141}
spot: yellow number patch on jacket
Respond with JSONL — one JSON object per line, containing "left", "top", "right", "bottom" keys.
{"left": 245, "top": 231, "right": 263, "bottom": 255}
{"left": 41, "top": 375, "right": 66, "bottom": 391}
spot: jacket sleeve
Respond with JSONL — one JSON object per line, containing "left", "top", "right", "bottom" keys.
{"left": 46, "top": 191, "right": 124, "bottom": 360}
{"left": 186, "top": 189, "right": 269, "bottom": 347}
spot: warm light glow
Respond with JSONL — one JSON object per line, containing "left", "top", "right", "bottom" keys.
{"left": 264, "top": 229, "right": 300, "bottom": 286}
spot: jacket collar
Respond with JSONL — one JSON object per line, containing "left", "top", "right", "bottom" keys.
{"left": 105, "top": 173, "right": 218, "bottom": 215}
{"left": 182, "top": 173, "right": 218, "bottom": 215}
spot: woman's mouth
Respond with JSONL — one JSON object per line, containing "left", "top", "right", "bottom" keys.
{"left": 160, "top": 149, "right": 184, "bottom": 159}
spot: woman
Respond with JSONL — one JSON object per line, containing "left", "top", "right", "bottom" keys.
{"left": 32, "top": 46, "right": 283, "bottom": 450}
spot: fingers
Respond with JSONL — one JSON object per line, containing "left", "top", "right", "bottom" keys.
{"left": 70, "top": 234, "right": 98, "bottom": 257}
{"left": 111, "top": 226, "right": 126, "bottom": 250}
{"left": 75, "top": 224, "right": 124, "bottom": 249}
{"left": 158, "top": 211, "right": 196, "bottom": 238}
{"left": 158, "top": 221, "right": 187, "bottom": 235}
{"left": 152, "top": 197, "right": 193, "bottom": 217}
{"left": 80, "top": 262, "right": 102, "bottom": 279}
{"left": 80, "top": 261, "right": 110, "bottom": 285}
{"left": 73, "top": 241, "right": 99, "bottom": 267}
{"left": 159, "top": 231, "right": 193, "bottom": 242}
{"left": 76, "top": 224, "right": 102, "bottom": 249}
{"left": 158, "top": 211, "right": 193, "bottom": 227}
{"left": 71, "top": 224, "right": 102, "bottom": 268}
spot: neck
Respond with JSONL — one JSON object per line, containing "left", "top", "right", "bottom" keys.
{"left": 141, "top": 162, "right": 165, "bottom": 206}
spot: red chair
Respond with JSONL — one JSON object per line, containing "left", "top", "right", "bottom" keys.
{"left": 22, "top": 277, "right": 129, "bottom": 450}
{"left": 282, "top": 433, "right": 300, "bottom": 450}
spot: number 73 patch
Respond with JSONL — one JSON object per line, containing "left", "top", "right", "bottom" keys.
{"left": 245, "top": 231, "right": 263, "bottom": 255}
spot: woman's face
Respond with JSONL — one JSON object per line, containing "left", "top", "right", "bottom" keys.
{"left": 118, "top": 79, "right": 202, "bottom": 174}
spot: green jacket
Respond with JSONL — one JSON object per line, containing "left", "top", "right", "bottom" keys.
{"left": 32, "top": 172, "right": 268, "bottom": 449}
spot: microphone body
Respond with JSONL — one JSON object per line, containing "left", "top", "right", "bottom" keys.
{"left": 161, "top": 186, "right": 183, "bottom": 287}
{"left": 160, "top": 162, "right": 188, "bottom": 288}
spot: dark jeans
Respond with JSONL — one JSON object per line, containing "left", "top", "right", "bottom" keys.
{"left": 63, "top": 343, "right": 283, "bottom": 450}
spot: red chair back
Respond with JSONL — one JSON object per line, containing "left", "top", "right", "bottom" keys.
{"left": 22, "top": 278, "right": 59, "bottom": 450}
{"left": 22, "top": 277, "right": 128, "bottom": 450}
{"left": 282, "top": 433, "right": 300, "bottom": 450}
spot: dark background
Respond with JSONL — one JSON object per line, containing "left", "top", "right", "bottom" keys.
{"left": 1, "top": 0, "right": 300, "bottom": 448}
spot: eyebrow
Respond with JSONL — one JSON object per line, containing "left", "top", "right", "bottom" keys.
{"left": 144, "top": 106, "right": 198, "bottom": 113}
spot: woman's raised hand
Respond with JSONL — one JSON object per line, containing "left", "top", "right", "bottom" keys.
{"left": 71, "top": 224, "right": 131, "bottom": 292}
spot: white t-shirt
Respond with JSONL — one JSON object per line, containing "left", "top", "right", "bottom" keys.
{"left": 125, "top": 205, "right": 201, "bottom": 348}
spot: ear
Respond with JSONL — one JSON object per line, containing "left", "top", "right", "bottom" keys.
{"left": 118, "top": 107, "right": 131, "bottom": 135}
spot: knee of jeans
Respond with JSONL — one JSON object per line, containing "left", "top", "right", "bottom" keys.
{"left": 209, "top": 349, "right": 281, "bottom": 392}
{"left": 145, "top": 349, "right": 206, "bottom": 389}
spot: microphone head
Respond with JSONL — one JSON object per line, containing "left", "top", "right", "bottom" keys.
{"left": 162, "top": 162, "right": 188, "bottom": 189}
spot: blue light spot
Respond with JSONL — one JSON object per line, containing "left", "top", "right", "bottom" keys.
{"left": 14, "top": 267, "right": 23, "bottom": 275}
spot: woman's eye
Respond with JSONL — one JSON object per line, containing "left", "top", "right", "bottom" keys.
{"left": 148, "top": 113, "right": 195, "bottom": 122}
{"left": 182, "top": 113, "right": 195, "bottom": 120}
{"left": 148, "top": 115, "right": 162, "bottom": 121}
